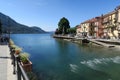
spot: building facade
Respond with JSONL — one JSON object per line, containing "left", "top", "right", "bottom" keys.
{"left": 76, "top": 5, "right": 120, "bottom": 39}
{"left": 102, "top": 6, "right": 120, "bottom": 39}
{"left": 76, "top": 25, "right": 82, "bottom": 38}
{"left": 102, "top": 11, "right": 118, "bottom": 39}
{"left": 88, "top": 17, "right": 103, "bottom": 38}
{"left": 76, "top": 17, "right": 103, "bottom": 39}
{"left": 80, "top": 21, "right": 90, "bottom": 38}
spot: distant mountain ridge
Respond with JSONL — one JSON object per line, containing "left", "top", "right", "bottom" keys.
{"left": 0, "top": 12, "right": 46, "bottom": 34}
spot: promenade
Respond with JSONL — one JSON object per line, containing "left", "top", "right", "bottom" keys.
{"left": 89, "top": 39, "right": 115, "bottom": 48}
{"left": 0, "top": 45, "right": 17, "bottom": 80}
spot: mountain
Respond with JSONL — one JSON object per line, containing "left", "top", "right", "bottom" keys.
{"left": 30, "top": 26, "right": 45, "bottom": 33}
{"left": 0, "top": 12, "right": 46, "bottom": 34}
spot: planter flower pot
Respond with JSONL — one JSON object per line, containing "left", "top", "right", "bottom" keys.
{"left": 15, "top": 50, "right": 21, "bottom": 55}
{"left": 21, "top": 60, "right": 32, "bottom": 72}
{"left": 19, "top": 52, "right": 32, "bottom": 72}
{"left": 15, "top": 47, "right": 22, "bottom": 55}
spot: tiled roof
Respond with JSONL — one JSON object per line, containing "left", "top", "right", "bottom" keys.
{"left": 76, "top": 25, "right": 81, "bottom": 28}
{"left": 102, "top": 11, "right": 116, "bottom": 18}
{"left": 81, "top": 17, "right": 101, "bottom": 24}
{"left": 80, "top": 5, "right": 120, "bottom": 25}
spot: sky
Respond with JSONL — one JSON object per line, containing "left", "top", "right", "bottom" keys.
{"left": 0, "top": 0, "right": 120, "bottom": 31}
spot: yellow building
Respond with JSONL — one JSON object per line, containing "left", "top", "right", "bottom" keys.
{"left": 102, "top": 5, "right": 120, "bottom": 39}
{"left": 76, "top": 25, "right": 82, "bottom": 38}
{"left": 116, "top": 6, "right": 120, "bottom": 39}
{"left": 76, "top": 25, "right": 81, "bottom": 34}
{"left": 76, "top": 5, "right": 120, "bottom": 39}
{"left": 80, "top": 21, "right": 90, "bottom": 38}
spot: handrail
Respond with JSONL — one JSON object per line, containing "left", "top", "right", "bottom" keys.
{"left": 17, "top": 62, "right": 29, "bottom": 80}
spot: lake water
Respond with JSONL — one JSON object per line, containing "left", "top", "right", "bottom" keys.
{"left": 11, "top": 34, "right": 120, "bottom": 80}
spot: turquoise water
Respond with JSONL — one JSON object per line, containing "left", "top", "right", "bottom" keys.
{"left": 11, "top": 34, "right": 120, "bottom": 80}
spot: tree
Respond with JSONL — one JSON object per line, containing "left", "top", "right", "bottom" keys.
{"left": 55, "top": 28, "right": 60, "bottom": 34}
{"left": 67, "top": 25, "right": 78, "bottom": 34}
{"left": 58, "top": 17, "right": 70, "bottom": 34}
{"left": 0, "top": 20, "right": 2, "bottom": 34}
{"left": 67, "top": 27, "right": 76, "bottom": 34}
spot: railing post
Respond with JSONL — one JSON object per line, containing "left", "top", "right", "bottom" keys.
{"left": 16, "top": 56, "right": 21, "bottom": 80}
{"left": 13, "top": 53, "right": 16, "bottom": 74}
{"left": 17, "top": 62, "right": 21, "bottom": 80}
{"left": 11, "top": 48, "right": 16, "bottom": 74}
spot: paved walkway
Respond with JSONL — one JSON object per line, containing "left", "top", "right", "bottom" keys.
{"left": 0, "top": 45, "right": 17, "bottom": 80}
{"left": 89, "top": 39, "right": 115, "bottom": 48}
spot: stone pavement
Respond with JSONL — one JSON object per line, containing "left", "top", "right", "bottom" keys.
{"left": 89, "top": 39, "right": 115, "bottom": 48}
{"left": 0, "top": 45, "right": 17, "bottom": 80}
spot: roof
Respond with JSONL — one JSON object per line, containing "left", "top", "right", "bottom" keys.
{"left": 81, "top": 17, "right": 101, "bottom": 24}
{"left": 102, "top": 10, "right": 116, "bottom": 18}
{"left": 76, "top": 25, "right": 81, "bottom": 28}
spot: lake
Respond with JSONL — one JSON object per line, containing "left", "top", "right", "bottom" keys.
{"left": 11, "top": 34, "right": 120, "bottom": 80}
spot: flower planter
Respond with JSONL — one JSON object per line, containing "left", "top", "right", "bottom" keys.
{"left": 15, "top": 50, "right": 21, "bottom": 55}
{"left": 21, "top": 60, "right": 32, "bottom": 72}
{"left": 15, "top": 47, "right": 22, "bottom": 55}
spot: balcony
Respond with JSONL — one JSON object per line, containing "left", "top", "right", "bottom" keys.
{"left": 104, "top": 29, "right": 108, "bottom": 33}
{"left": 103, "top": 18, "right": 109, "bottom": 24}
{"left": 89, "top": 23, "right": 97, "bottom": 27}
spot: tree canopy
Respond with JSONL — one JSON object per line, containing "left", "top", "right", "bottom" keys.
{"left": 67, "top": 27, "right": 76, "bottom": 34}
{"left": 58, "top": 17, "right": 70, "bottom": 34}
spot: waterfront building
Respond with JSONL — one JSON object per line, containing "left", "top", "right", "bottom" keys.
{"left": 102, "top": 10, "right": 118, "bottom": 39}
{"left": 116, "top": 6, "right": 120, "bottom": 39}
{"left": 101, "top": 6, "right": 120, "bottom": 39}
{"left": 76, "top": 17, "right": 103, "bottom": 39}
{"left": 76, "top": 21, "right": 89, "bottom": 38}
{"left": 96, "top": 17, "right": 104, "bottom": 38}
{"left": 80, "top": 20, "right": 90, "bottom": 38}
{"left": 88, "top": 17, "right": 103, "bottom": 39}
{"left": 76, "top": 25, "right": 82, "bottom": 38}
{"left": 76, "top": 5, "right": 120, "bottom": 39}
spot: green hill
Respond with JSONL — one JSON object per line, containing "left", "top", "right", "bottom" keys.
{"left": 0, "top": 12, "right": 46, "bottom": 34}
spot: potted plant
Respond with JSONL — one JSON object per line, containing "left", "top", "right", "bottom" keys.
{"left": 19, "top": 52, "right": 32, "bottom": 72}
{"left": 9, "top": 44, "right": 17, "bottom": 55}
{"left": 9, "top": 44, "right": 15, "bottom": 52}
{"left": 9, "top": 39, "right": 14, "bottom": 50}
{"left": 15, "top": 46, "right": 22, "bottom": 55}
{"left": 9, "top": 39, "right": 14, "bottom": 46}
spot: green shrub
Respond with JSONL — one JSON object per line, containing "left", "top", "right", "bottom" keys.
{"left": 20, "top": 52, "right": 30, "bottom": 64}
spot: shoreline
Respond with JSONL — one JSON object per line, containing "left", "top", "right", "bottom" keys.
{"left": 53, "top": 35, "right": 120, "bottom": 48}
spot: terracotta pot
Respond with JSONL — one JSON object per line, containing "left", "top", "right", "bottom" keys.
{"left": 15, "top": 50, "right": 20, "bottom": 55}
{"left": 21, "top": 60, "right": 32, "bottom": 72}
